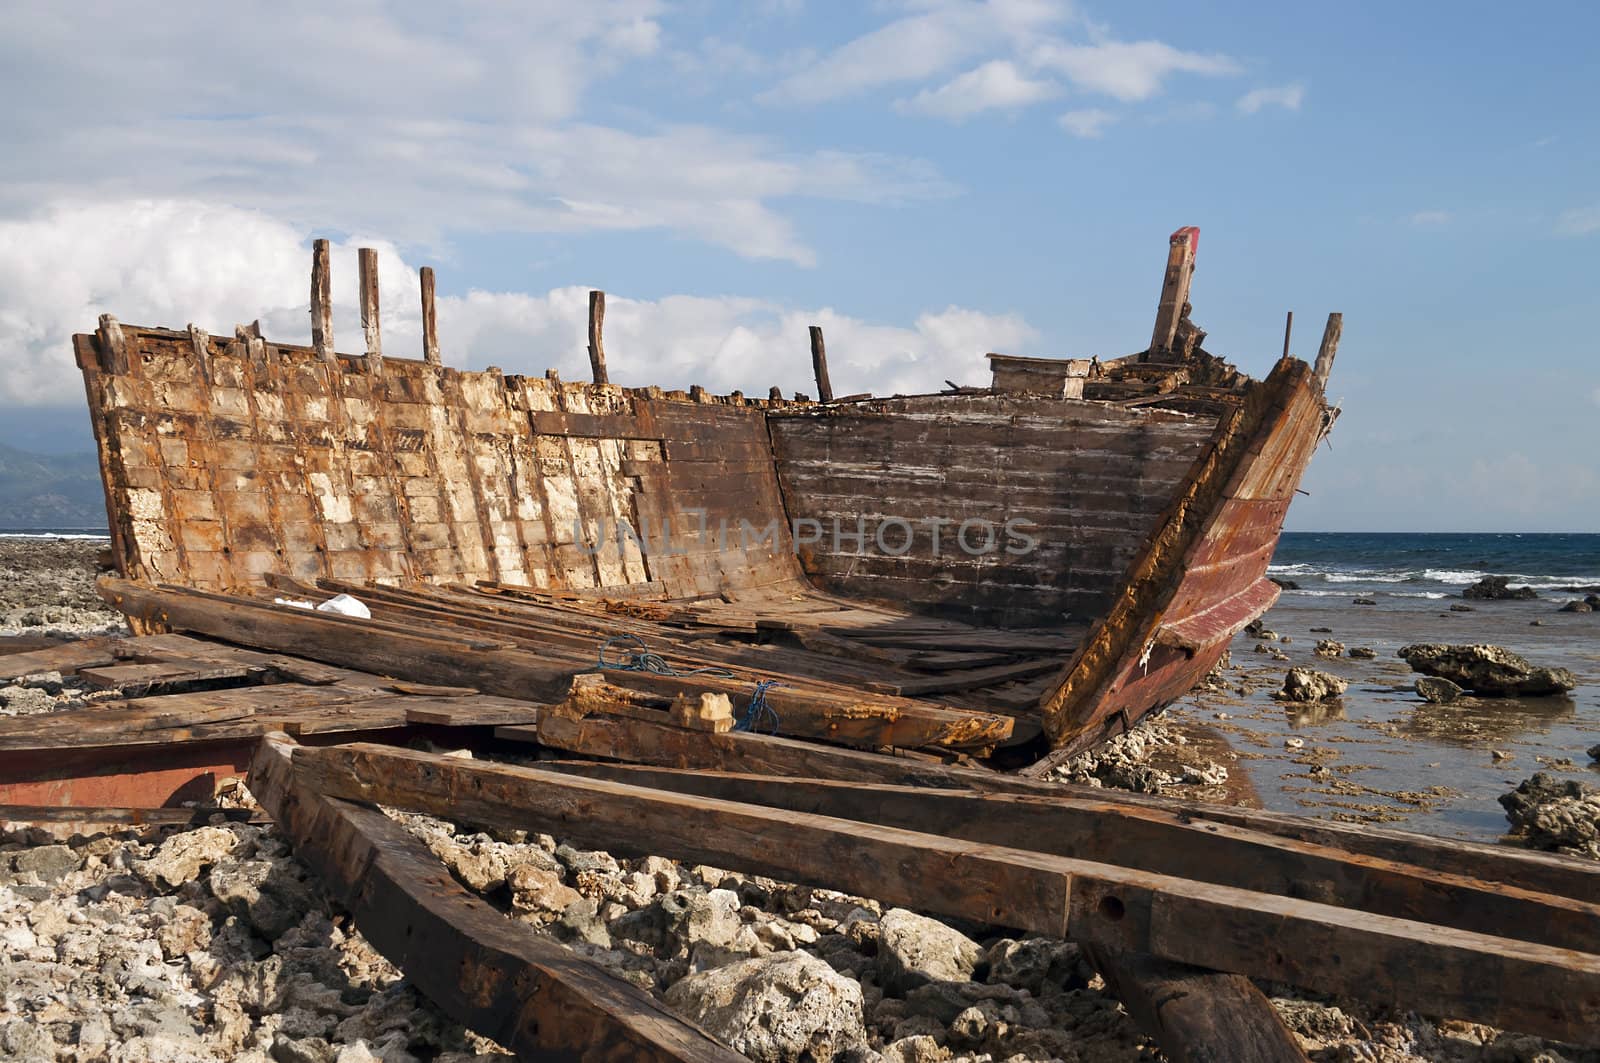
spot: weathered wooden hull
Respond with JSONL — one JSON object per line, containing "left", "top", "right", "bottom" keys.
{"left": 1034, "top": 357, "right": 1331, "bottom": 756}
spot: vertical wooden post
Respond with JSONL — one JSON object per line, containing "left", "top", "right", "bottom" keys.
{"left": 809, "top": 325, "right": 834, "bottom": 403}
{"left": 311, "top": 239, "right": 334, "bottom": 362}
{"left": 358, "top": 247, "right": 382, "bottom": 366}
{"left": 1281, "top": 311, "right": 1293, "bottom": 360}
{"left": 420, "top": 266, "right": 441, "bottom": 366}
{"left": 96, "top": 314, "right": 130, "bottom": 374}
{"left": 587, "top": 290, "right": 609, "bottom": 384}
{"left": 1149, "top": 226, "right": 1200, "bottom": 357}
{"left": 1313, "top": 312, "right": 1342, "bottom": 388}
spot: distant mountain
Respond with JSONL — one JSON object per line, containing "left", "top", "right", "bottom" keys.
{"left": 0, "top": 444, "right": 108, "bottom": 529}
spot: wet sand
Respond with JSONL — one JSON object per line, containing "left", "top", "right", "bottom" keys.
{"left": 1161, "top": 593, "right": 1600, "bottom": 841}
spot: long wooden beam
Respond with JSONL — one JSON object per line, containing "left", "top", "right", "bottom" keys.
{"left": 503, "top": 712, "right": 1600, "bottom": 904}
{"left": 528, "top": 762, "right": 1600, "bottom": 954}
{"left": 249, "top": 735, "right": 740, "bottom": 1061}
{"left": 292, "top": 742, "right": 1600, "bottom": 1045}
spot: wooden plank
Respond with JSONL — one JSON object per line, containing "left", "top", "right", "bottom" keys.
{"left": 809, "top": 325, "right": 832, "bottom": 402}
{"left": 506, "top": 713, "right": 1600, "bottom": 904}
{"left": 359, "top": 247, "right": 382, "bottom": 363}
{"left": 311, "top": 239, "right": 334, "bottom": 362}
{"left": 588, "top": 290, "right": 609, "bottom": 385}
{"left": 248, "top": 736, "right": 741, "bottom": 1061}
{"left": 293, "top": 742, "right": 1600, "bottom": 1046}
{"left": 120, "top": 633, "right": 371, "bottom": 687}
{"left": 1314, "top": 311, "right": 1342, "bottom": 387}
{"left": 77, "top": 661, "right": 257, "bottom": 692}
{"left": 533, "top": 763, "right": 1600, "bottom": 955}
{"left": 0, "top": 637, "right": 120, "bottom": 681}
{"left": 891, "top": 658, "right": 1057, "bottom": 696}
{"left": 420, "top": 266, "right": 441, "bottom": 365}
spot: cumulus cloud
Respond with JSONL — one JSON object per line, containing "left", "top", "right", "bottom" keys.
{"left": 0, "top": 199, "right": 1034, "bottom": 406}
{"left": 0, "top": 2, "right": 948, "bottom": 266}
{"left": 896, "top": 61, "right": 1059, "bottom": 120}
{"left": 1058, "top": 108, "right": 1116, "bottom": 138}
{"left": 1556, "top": 205, "right": 1600, "bottom": 236}
{"left": 1236, "top": 83, "right": 1305, "bottom": 113}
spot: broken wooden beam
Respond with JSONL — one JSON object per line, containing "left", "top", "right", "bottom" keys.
{"left": 1149, "top": 226, "right": 1199, "bottom": 356}
{"left": 502, "top": 712, "right": 1600, "bottom": 905}
{"left": 248, "top": 735, "right": 741, "bottom": 1061}
{"left": 530, "top": 762, "right": 1600, "bottom": 955}
{"left": 588, "top": 290, "right": 609, "bottom": 384}
{"left": 358, "top": 247, "right": 382, "bottom": 365}
{"left": 1087, "top": 946, "right": 1307, "bottom": 1063}
{"left": 809, "top": 325, "right": 833, "bottom": 402}
{"left": 420, "top": 265, "right": 441, "bottom": 366}
{"left": 293, "top": 741, "right": 1600, "bottom": 1046}
{"left": 0, "top": 636, "right": 121, "bottom": 681}
{"left": 311, "top": 239, "right": 334, "bottom": 361}
{"left": 1314, "top": 311, "right": 1342, "bottom": 388}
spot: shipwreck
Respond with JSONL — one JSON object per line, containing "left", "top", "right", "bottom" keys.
{"left": 3, "top": 228, "right": 1597, "bottom": 1060}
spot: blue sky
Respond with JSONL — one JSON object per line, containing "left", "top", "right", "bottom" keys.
{"left": 0, "top": 0, "right": 1594, "bottom": 530}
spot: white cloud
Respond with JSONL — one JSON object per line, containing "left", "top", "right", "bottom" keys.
{"left": 761, "top": 0, "right": 1073, "bottom": 104}
{"left": 1409, "top": 210, "right": 1452, "bottom": 226}
{"left": 1032, "top": 40, "right": 1239, "bottom": 102}
{"left": 1556, "top": 205, "right": 1600, "bottom": 236}
{"left": 0, "top": 1, "right": 948, "bottom": 266}
{"left": 0, "top": 199, "right": 1034, "bottom": 407}
{"left": 896, "top": 61, "right": 1059, "bottom": 120}
{"left": 1236, "top": 83, "right": 1305, "bottom": 114}
{"left": 1059, "top": 108, "right": 1116, "bottom": 138}
{"left": 1592, "top": 387, "right": 1600, "bottom": 409}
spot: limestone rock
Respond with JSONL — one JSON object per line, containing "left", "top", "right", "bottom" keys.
{"left": 1273, "top": 668, "right": 1349, "bottom": 703}
{"left": 1559, "top": 599, "right": 1593, "bottom": 613}
{"left": 209, "top": 858, "right": 319, "bottom": 940}
{"left": 665, "top": 951, "right": 866, "bottom": 1063}
{"left": 1462, "top": 575, "right": 1538, "bottom": 600}
{"left": 984, "top": 937, "right": 1087, "bottom": 994}
{"left": 1347, "top": 646, "right": 1377, "bottom": 659}
{"left": 1449, "top": 603, "right": 1475, "bottom": 612}
{"left": 506, "top": 863, "right": 581, "bottom": 916}
{"left": 1415, "top": 676, "right": 1464, "bottom": 705}
{"left": 1398, "top": 644, "right": 1578, "bottom": 697}
{"left": 877, "top": 909, "right": 981, "bottom": 994}
{"left": 134, "top": 826, "right": 242, "bottom": 889}
{"left": 1500, "top": 773, "right": 1600, "bottom": 859}
{"left": 1314, "top": 639, "right": 1345, "bottom": 658}
{"left": 11, "top": 843, "right": 80, "bottom": 883}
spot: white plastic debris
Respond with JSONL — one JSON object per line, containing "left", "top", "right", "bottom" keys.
{"left": 272, "top": 597, "right": 316, "bottom": 610}
{"left": 315, "top": 593, "right": 371, "bottom": 619}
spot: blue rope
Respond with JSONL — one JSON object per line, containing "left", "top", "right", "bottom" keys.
{"left": 734, "top": 679, "right": 783, "bottom": 735}
{"left": 594, "top": 635, "right": 780, "bottom": 734}
{"left": 596, "top": 634, "right": 735, "bottom": 678}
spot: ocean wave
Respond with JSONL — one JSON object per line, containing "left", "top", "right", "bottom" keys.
{"left": 1270, "top": 563, "right": 1600, "bottom": 588}
{"left": 0, "top": 532, "right": 111, "bottom": 541}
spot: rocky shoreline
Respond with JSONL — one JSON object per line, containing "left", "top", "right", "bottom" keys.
{"left": 3, "top": 540, "right": 1599, "bottom": 1062}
